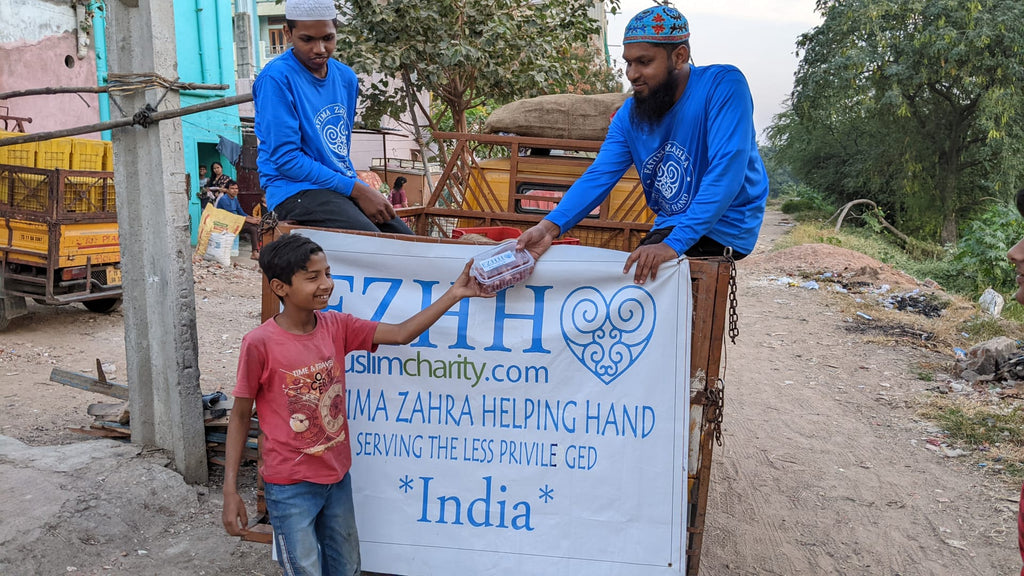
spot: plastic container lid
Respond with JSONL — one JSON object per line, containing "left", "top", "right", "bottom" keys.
{"left": 470, "top": 239, "right": 535, "bottom": 295}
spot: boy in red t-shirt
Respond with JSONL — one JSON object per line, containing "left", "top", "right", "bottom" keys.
{"left": 1007, "top": 187, "right": 1024, "bottom": 576}
{"left": 222, "top": 232, "right": 491, "bottom": 575}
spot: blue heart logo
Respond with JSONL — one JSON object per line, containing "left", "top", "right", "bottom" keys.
{"left": 560, "top": 286, "right": 657, "bottom": 385}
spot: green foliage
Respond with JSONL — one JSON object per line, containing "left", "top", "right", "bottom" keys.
{"left": 770, "top": 0, "right": 1024, "bottom": 244}
{"left": 335, "top": 0, "right": 622, "bottom": 135}
{"left": 760, "top": 145, "right": 798, "bottom": 197}
{"left": 777, "top": 184, "right": 834, "bottom": 221}
{"left": 953, "top": 200, "right": 1024, "bottom": 296}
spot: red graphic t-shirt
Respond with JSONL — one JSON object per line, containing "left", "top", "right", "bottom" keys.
{"left": 234, "top": 311, "right": 378, "bottom": 485}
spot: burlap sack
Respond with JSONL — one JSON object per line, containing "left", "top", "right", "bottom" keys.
{"left": 483, "top": 93, "right": 630, "bottom": 141}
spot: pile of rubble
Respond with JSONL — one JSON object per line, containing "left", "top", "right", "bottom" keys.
{"left": 944, "top": 336, "right": 1024, "bottom": 394}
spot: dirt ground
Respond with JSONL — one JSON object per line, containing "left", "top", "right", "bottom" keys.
{"left": 0, "top": 212, "right": 1020, "bottom": 575}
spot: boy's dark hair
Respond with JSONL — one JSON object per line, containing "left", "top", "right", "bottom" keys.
{"left": 259, "top": 234, "right": 325, "bottom": 288}
{"left": 1016, "top": 188, "right": 1024, "bottom": 218}
{"left": 226, "top": 180, "right": 238, "bottom": 188}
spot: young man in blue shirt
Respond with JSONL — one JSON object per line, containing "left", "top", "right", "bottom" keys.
{"left": 215, "top": 181, "right": 262, "bottom": 259}
{"left": 253, "top": 0, "right": 412, "bottom": 235}
{"left": 517, "top": 5, "right": 769, "bottom": 284}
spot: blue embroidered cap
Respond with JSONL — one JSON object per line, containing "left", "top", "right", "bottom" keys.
{"left": 623, "top": 6, "right": 690, "bottom": 44}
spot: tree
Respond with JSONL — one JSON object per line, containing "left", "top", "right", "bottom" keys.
{"left": 335, "top": 0, "right": 621, "bottom": 139}
{"left": 770, "top": 0, "right": 1024, "bottom": 243}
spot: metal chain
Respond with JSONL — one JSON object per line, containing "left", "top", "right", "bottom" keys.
{"left": 706, "top": 377, "right": 725, "bottom": 447}
{"left": 727, "top": 253, "right": 739, "bottom": 344}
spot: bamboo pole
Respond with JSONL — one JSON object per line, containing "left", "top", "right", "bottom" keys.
{"left": 0, "top": 93, "right": 253, "bottom": 147}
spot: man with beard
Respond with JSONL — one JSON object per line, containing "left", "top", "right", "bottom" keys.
{"left": 517, "top": 5, "right": 769, "bottom": 284}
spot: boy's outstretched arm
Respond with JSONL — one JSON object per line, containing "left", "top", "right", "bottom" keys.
{"left": 222, "top": 396, "right": 254, "bottom": 536}
{"left": 374, "top": 260, "right": 493, "bottom": 345}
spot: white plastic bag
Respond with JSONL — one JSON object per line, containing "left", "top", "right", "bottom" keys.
{"left": 204, "top": 231, "right": 236, "bottom": 266}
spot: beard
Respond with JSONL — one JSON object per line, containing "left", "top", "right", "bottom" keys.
{"left": 630, "top": 70, "right": 681, "bottom": 133}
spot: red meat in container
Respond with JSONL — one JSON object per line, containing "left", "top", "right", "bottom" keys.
{"left": 470, "top": 240, "right": 536, "bottom": 295}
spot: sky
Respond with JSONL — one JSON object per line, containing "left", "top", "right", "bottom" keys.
{"left": 606, "top": 0, "right": 824, "bottom": 141}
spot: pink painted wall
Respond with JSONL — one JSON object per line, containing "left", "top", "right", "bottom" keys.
{"left": 0, "top": 32, "right": 101, "bottom": 138}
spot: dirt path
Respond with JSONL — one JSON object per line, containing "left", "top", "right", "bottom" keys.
{"left": 0, "top": 212, "right": 1019, "bottom": 575}
{"left": 701, "top": 211, "right": 1020, "bottom": 575}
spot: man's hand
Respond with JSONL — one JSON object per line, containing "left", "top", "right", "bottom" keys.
{"left": 222, "top": 489, "right": 249, "bottom": 536}
{"left": 350, "top": 182, "right": 397, "bottom": 225}
{"left": 623, "top": 243, "right": 678, "bottom": 285}
{"left": 516, "top": 221, "right": 560, "bottom": 260}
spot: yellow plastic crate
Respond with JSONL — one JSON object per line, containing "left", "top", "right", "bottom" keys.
{"left": 64, "top": 175, "right": 116, "bottom": 213}
{"left": 0, "top": 131, "right": 37, "bottom": 168}
{"left": 8, "top": 173, "right": 50, "bottom": 212}
{"left": 35, "top": 137, "right": 72, "bottom": 170}
{"left": 70, "top": 138, "right": 108, "bottom": 171}
{"left": 103, "top": 140, "right": 113, "bottom": 171}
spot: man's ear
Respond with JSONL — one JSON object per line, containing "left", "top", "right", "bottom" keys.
{"left": 672, "top": 45, "right": 690, "bottom": 71}
{"left": 270, "top": 278, "right": 289, "bottom": 299}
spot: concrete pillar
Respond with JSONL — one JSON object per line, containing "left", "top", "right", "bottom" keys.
{"left": 106, "top": 0, "right": 207, "bottom": 484}
{"left": 234, "top": 7, "right": 255, "bottom": 117}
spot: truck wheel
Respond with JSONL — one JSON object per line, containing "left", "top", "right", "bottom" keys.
{"left": 0, "top": 301, "right": 9, "bottom": 331}
{"left": 83, "top": 297, "right": 122, "bottom": 314}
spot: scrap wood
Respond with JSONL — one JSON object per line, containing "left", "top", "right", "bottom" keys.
{"left": 68, "top": 426, "right": 129, "bottom": 439}
{"left": 87, "top": 402, "right": 130, "bottom": 425}
{"left": 205, "top": 431, "right": 258, "bottom": 450}
{"left": 50, "top": 365, "right": 128, "bottom": 400}
{"left": 241, "top": 523, "right": 273, "bottom": 544}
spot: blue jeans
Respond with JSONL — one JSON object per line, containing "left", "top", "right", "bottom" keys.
{"left": 264, "top": 474, "right": 361, "bottom": 576}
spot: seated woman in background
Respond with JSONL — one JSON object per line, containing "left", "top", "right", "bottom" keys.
{"left": 389, "top": 176, "right": 409, "bottom": 208}
{"left": 207, "top": 162, "right": 232, "bottom": 204}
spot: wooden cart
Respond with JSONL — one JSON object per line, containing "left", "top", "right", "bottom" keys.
{"left": 245, "top": 133, "right": 730, "bottom": 574}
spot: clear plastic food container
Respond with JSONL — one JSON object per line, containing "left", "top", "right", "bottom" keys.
{"left": 470, "top": 239, "right": 536, "bottom": 295}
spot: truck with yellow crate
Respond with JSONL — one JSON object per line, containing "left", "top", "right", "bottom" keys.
{"left": 0, "top": 134, "right": 122, "bottom": 330}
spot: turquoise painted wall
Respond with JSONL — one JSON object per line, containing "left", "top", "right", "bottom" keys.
{"left": 174, "top": 0, "right": 241, "bottom": 244}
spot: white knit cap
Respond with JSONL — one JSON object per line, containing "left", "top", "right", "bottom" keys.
{"left": 285, "top": 0, "right": 339, "bottom": 21}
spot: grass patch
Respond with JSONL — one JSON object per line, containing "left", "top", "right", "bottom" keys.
{"left": 918, "top": 396, "right": 1024, "bottom": 478}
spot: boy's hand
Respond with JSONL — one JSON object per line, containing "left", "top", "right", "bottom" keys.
{"left": 222, "top": 490, "right": 249, "bottom": 536}
{"left": 451, "top": 260, "right": 495, "bottom": 299}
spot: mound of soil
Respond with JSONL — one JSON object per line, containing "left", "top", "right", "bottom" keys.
{"left": 745, "top": 243, "right": 928, "bottom": 291}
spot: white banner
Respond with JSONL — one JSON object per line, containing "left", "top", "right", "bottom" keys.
{"left": 302, "top": 230, "right": 692, "bottom": 576}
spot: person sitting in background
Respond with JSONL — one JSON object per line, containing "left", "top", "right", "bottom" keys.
{"left": 251, "top": 190, "right": 269, "bottom": 220}
{"left": 208, "top": 161, "right": 232, "bottom": 204}
{"left": 389, "top": 176, "right": 409, "bottom": 208}
{"left": 196, "top": 164, "right": 216, "bottom": 210}
{"left": 215, "top": 181, "right": 262, "bottom": 260}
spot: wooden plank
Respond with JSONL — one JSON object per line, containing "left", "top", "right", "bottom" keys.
{"left": 240, "top": 523, "right": 273, "bottom": 544}
{"left": 87, "top": 402, "right": 129, "bottom": 424}
{"left": 68, "top": 426, "right": 129, "bottom": 439}
{"left": 49, "top": 367, "right": 128, "bottom": 400}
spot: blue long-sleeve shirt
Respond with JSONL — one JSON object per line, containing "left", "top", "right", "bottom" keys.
{"left": 546, "top": 64, "right": 769, "bottom": 255}
{"left": 253, "top": 49, "right": 363, "bottom": 210}
{"left": 215, "top": 194, "right": 248, "bottom": 217}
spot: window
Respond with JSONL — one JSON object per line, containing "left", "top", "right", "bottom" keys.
{"left": 268, "top": 27, "right": 286, "bottom": 55}
{"left": 515, "top": 184, "right": 600, "bottom": 218}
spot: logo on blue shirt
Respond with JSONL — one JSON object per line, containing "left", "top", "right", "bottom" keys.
{"left": 641, "top": 141, "right": 694, "bottom": 215}
{"left": 315, "top": 104, "right": 354, "bottom": 175}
